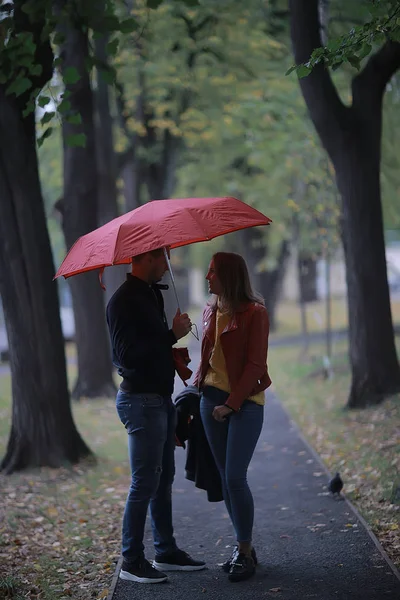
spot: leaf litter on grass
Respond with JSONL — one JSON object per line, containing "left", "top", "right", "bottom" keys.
{"left": 0, "top": 398, "right": 130, "bottom": 599}
{"left": 269, "top": 342, "right": 400, "bottom": 568}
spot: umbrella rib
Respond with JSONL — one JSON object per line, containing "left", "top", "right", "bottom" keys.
{"left": 111, "top": 222, "right": 126, "bottom": 265}
{"left": 180, "top": 209, "right": 213, "bottom": 241}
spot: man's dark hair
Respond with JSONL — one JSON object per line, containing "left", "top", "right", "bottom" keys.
{"left": 132, "top": 248, "right": 164, "bottom": 263}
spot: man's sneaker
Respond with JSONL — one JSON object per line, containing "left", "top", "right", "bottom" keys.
{"left": 119, "top": 556, "right": 168, "bottom": 583}
{"left": 228, "top": 552, "right": 256, "bottom": 582}
{"left": 153, "top": 549, "right": 206, "bottom": 571}
{"left": 220, "top": 546, "right": 257, "bottom": 573}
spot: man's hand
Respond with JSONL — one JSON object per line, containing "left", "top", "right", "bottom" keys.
{"left": 172, "top": 309, "right": 192, "bottom": 340}
{"left": 212, "top": 405, "right": 233, "bottom": 422}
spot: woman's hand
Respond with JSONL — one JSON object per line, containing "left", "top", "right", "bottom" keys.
{"left": 212, "top": 405, "right": 233, "bottom": 422}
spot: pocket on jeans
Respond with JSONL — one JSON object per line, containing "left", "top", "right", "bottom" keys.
{"left": 140, "top": 394, "right": 164, "bottom": 408}
{"left": 116, "top": 405, "right": 132, "bottom": 427}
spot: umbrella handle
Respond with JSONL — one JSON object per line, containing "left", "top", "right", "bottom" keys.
{"left": 163, "top": 247, "right": 181, "bottom": 312}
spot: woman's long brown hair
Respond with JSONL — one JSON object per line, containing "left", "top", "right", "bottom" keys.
{"left": 210, "top": 252, "right": 264, "bottom": 314}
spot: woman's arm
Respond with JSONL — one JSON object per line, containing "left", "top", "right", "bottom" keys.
{"left": 225, "top": 306, "right": 270, "bottom": 412}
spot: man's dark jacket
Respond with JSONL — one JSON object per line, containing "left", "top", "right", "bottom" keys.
{"left": 106, "top": 274, "right": 176, "bottom": 396}
{"left": 174, "top": 385, "right": 223, "bottom": 503}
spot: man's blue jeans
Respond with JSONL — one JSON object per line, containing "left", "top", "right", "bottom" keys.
{"left": 116, "top": 390, "right": 178, "bottom": 562}
{"left": 200, "top": 386, "right": 264, "bottom": 543}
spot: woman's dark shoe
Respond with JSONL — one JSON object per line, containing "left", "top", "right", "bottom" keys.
{"left": 221, "top": 546, "right": 257, "bottom": 573}
{"left": 228, "top": 552, "right": 256, "bottom": 582}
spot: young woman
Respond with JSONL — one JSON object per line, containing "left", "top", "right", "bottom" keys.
{"left": 194, "top": 252, "right": 271, "bottom": 583}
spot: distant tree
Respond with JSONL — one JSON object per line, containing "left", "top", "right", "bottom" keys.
{"left": 56, "top": 0, "right": 116, "bottom": 399}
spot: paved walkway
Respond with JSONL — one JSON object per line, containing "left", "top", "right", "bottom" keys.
{"left": 110, "top": 339, "right": 400, "bottom": 600}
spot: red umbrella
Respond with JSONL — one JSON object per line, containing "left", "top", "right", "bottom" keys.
{"left": 55, "top": 196, "right": 272, "bottom": 280}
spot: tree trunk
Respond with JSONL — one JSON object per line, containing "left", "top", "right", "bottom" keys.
{"left": 289, "top": 0, "right": 400, "bottom": 407}
{"left": 325, "top": 251, "right": 332, "bottom": 377}
{"left": 145, "top": 126, "right": 181, "bottom": 200}
{"left": 336, "top": 131, "right": 400, "bottom": 406}
{"left": 58, "top": 5, "right": 116, "bottom": 399}
{"left": 259, "top": 239, "right": 290, "bottom": 332}
{"left": 0, "top": 39, "right": 91, "bottom": 472}
{"left": 94, "top": 32, "right": 126, "bottom": 302}
{"left": 298, "top": 252, "right": 318, "bottom": 303}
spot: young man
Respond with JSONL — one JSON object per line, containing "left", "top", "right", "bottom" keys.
{"left": 106, "top": 247, "right": 205, "bottom": 583}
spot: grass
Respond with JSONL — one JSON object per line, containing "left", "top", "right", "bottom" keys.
{"left": 269, "top": 340, "right": 400, "bottom": 569}
{"left": 0, "top": 365, "right": 129, "bottom": 600}
{"left": 271, "top": 296, "right": 400, "bottom": 338}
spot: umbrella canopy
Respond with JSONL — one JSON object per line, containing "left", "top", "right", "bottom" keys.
{"left": 55, "top": 196, "right": 272, "bottom": 280}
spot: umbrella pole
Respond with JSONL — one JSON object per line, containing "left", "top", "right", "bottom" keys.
{"left": 163, "top": 247, "right": 181, "bottom": 312}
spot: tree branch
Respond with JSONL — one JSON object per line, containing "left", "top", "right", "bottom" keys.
{"left": 289, "top": 0, "right": 346, "bottom": 140}
{"left": 352, "top": 40, "right": 400, "bottom": 107}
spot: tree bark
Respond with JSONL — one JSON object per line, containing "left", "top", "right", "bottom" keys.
{"left": 116, "top": 75, "right": 143, "bottom": 210}
{"left": 58, "top": 4, "right": 116, "bottom": 399}
{"left": 94, "top": 32, "right": 126, "bottom": 302}
{"left": 259, "top": 239, "right": 291, "bottom": 332}
{"left": 0, "top": 5, "right": 91, "bottom": 472}
{"left": 289, "top": 0, "right": 400, "bottom": 407}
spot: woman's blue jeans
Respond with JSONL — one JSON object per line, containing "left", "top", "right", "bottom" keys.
{"left": 200, "top": 385, "right": 264, "bottom": 543}
{"left": 116, "top": 390, "right": 178, "bottom": 562}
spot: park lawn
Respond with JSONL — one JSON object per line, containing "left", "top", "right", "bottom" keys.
{"left": 271, "top": 296, "right": 400, "bottom": 338}
{"left": 269, "top": 341, "right": 400, "bottom": 569}
{"left": 0, "top": 369, "right": 129, "bottom": 600}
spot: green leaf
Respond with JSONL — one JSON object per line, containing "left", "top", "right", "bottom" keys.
{"left": 389, "top": 29, "right": 400, "bottom": 42}
{"left": 37, "top": 127, "right": 53, "bottom": 148}
{"left": 119, "top": 18, "right": 138, "bottom": 33}
{"left": 285, "top": 65, "right": 297, "bottom": 76}
{"left": 0, "top": 73, "right": 9, "bottom": 85}
{"left": 359, "top": 43, "right": 372, "bottom": 59}
{"left": 22, "top": 101, "right": 36, "bottom": 118}
{"left": 65, "top": 113, "right": 82, "bottom": 125}
{"left": 41, "top": 111, "right": 56, "bottom": 125}
{"left": 21, "top": 1, "right": 37, "bottom": 15}
{"left": 6, "top": 77, "right": 32, "bottom": 97}
{"left": 347, "top": 54, "right": 361, "bottom": 70}
{"left": 147, "top": 0, "right": 164, "bottom": 8}
{"left": 99, "top": 67, "right": 116, "bottom": 85}
{"left": 30, "top": 64, "right": 43, "bottom": 77}
{"left": 66, "top": 133, "right": 87, "bottom": 147}
{"left": 107, "top": 38, "right": 119, "bottom": 56}
{"left": 327, "top": 39, "right": 342, "bottom": 52}
{"left": 38, "top": 95, "right": 51, "bottom": 108}
{"left": 64, "top": 66, "right": 81, "bottom": 85}
{"left": 296, "top": 65, "right": 312, "bottom": 79}
{"left": 93, "top": 16, "right": 120, "bottom": 33}
{"left": 58, "top": 99, "right": 72, "bottom": 113}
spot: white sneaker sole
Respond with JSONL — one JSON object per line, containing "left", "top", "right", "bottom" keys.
{"left": 153, "top": 561, "right": 206, "bottom": 572}
{"left": 119, "top": 569, "right": 168, "bottom": 583}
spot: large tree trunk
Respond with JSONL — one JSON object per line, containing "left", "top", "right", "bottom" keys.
{"left": 94, "top": 32, "right": 126, "bottom": 302}
{"left": 289, "top": 0, "right": 400, "bottom": 407}
{"left": 0, "top": 7, "right": 91, "bottom": 473}
{"left": 337, "top": 129, "right": 400, "bottom": 406}
{"left": 58, "top": 5, "right": 116, "bottom": 399}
